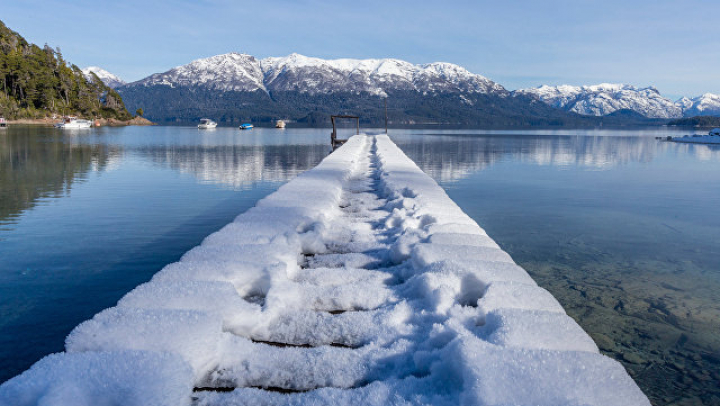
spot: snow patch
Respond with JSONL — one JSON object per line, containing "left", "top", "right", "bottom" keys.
{"left": 82, "top": 66, "right": 126, "bottom": 88}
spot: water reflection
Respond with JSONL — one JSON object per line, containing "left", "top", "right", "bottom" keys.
{"left": 142, "top": 143, "right": 329, "bottom": 190}
{"left": 0, "top": 127, "right": 330, "bottom": 226}
{"left": 392, "top": 132, "right": 720, "bottom": 182}
{"left": 0, "top": 129, "right": 121, "bottom": 226}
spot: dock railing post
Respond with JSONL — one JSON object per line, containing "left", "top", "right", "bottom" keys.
{"left": 385, "top": 98, "right": 388, "bottom": 134}
{"left": 330, "top": 115, "right": 360, "bottom": 149}
{"left": 331, "top": 116, "right": 336, "bottom": 147}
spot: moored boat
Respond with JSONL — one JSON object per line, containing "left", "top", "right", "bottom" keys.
{"left": 55, "top": 116, "right": 92, "bottom": 129}
{"left": 0, "top": 117, "right": 7, "bottom": 128}
{"left": 198, "top": 118, "right": 217, "bottom": 129}
{"left": 275, "top": 120, "right": 286, "bottom": 129}
{"left": 239, "top": 123, "right": 254, "bottom": 130}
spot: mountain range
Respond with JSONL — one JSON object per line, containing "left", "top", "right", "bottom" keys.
{"left": 114, "top": 52, "right": 593, "bottom": 126}
{"left": 87, "top": 52, "right": 719, "bottom": 126}
{"left": 515, "top": 84, "right": 720, "bottom": 119}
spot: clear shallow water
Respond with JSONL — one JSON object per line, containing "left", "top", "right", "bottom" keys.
{"left": 390, "top": 129, "right": 720, "bottom": 406}
{"left": 0, "top": 126, "right": 331, "bottom": 383}
{"left": 1, "top": 127, "right": 719, "bottom": 405}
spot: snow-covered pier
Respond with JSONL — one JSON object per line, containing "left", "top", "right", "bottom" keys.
{"left": 0, "top": 134, "right": 649, "bottom": 406}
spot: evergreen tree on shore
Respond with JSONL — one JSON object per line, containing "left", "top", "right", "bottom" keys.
{"left": 0, "top": 20, "right": 131, "bottom": 120}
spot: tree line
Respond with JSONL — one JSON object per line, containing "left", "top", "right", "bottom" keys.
{"left": 0, "top": 19, "right": 131, "bottom": 120}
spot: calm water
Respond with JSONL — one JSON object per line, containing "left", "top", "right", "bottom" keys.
{"left": 390, "top": 129, "right": 720, "bottom": 406}
{"left": 1, "top": 127, "right": 719, "bottom": 405}
{"left": 0, "top": 126, "right": 331, "bottom": 383}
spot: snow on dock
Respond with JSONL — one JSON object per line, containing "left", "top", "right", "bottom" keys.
{"left": 0, "top": 134, "right": 649, "bottom": 406}
{"left": 671, "top": 135, "right": 720, "bottom": 144}
{"left": 671, "top": 128, "right": 720, "bottom": 144}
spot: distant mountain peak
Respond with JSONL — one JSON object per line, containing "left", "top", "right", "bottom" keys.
{"left": 515, "top": 83, "right": 681, "bottom": 118}
{"left": 135, "top": 52, "right": 266, "bottom": 92}
{"left": 82, "top": 66, "right": 126, "bottom": 88}
{"left": 678, "top": 92, "right": 720, "bottom": 116}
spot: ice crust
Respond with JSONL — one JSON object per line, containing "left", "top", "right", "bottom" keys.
{"left": 0, "top": 134, "right": 649, "bottom": 405}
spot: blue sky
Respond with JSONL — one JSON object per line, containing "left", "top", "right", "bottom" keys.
{"left": 4, "top": 0, "right": 718, "bottom": 100}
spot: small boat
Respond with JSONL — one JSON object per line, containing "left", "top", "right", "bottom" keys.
{"left": 0, "top": 117, "right": 7, "bottom": 128}
{"left": 275, "top": 120, "right": 286, "bottom": 129}
{"left": 55, "top": 116, "right": 92, "bottom": 129}
{"left": 239, "top": 123, "right": 254, "bottom": 130}
{"left": 710, "top": 128, "right": 720, "bottom": 136}
{"left": 198, "top": 118, "right": 217, "bottom": 129}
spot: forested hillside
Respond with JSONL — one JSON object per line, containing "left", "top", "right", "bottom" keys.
{"left": 0, "top": 20, "right": 130, "bottom": 120}
{"left": 668, "top": 116, "right": 720, "bottom": 127}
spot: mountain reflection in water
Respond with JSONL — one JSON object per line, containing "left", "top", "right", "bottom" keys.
{"left": 395, "top": 131, "right": 720, "bottom": 182}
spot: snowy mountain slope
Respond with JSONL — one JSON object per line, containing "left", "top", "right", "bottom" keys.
{"left": 515, "top": 83, "right": 682, "bottom": 119}
{"left": 82, "top": 66, "right": 126, "bottom": 88}
{"left": 132, "top": 53, "right": 266, "bottom": 92}
{"left": 260, "top": 53, "right": 507, "bottom": 95}
{"left": 127, "top": 52, "right": 507, "bottom": 96}
{"left": 678, "top": 93, "right": 720, "bottom": 116}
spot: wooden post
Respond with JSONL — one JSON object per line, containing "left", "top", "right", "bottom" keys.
{"left": 385, "top": 98, "right": 388, "bottom": 134}
{"left": 331, "top": 116, "right": 336, "bottom": 146}
{"left": 330, "top": 115, "right": 360, "bottom": 149}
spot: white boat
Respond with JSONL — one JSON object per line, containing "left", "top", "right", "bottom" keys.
{"left": 275, "top": 120, "right": 286, "bottom": 129}
{"left": 55, "top": 116, "right": 92, "bottom": 129}
{"left": 0, "top": 117, "right": 7, "bottom": 128}
{"left": 198, "top": 118, "right": 217, "bottom": 129}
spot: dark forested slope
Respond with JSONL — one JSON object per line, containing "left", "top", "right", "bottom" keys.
{"left": 0, "top": 20, "right": 130, "bottom": 120}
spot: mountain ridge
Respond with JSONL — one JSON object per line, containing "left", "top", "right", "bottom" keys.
{"left": 516, "top": 84, "right": 720, "bottom": 119}
{"left": 112, "top": 52, "right": 718, "bottom": 126}
{"left": 514, "top": 83, "right": 682, "bottom": 119}
{"left": 116, "top": 52, "right": 593, "bottom": 126}
{"left": 124, "top": 52, "right": 508, "bottom": 97}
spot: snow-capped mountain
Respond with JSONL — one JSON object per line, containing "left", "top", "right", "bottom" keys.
{"left": 515, "top": 83, "right": 682, "bottom": 119}
{"left": 123, "top": 52, "right": 701, "bottom": 126}
{"left": 82, "top": 66, "right": 126, "bottom": 88}
{"left": 127, "top": 52, "right": 507, "bottom": 96}
{"left": 134, "top": 53, "right": 265, "bottom": 92}
{"left": 259, "top": 53, "right": 506, "bottom": 96}
{"left": 677, "top": 93, "right": 720, "bottom": 117}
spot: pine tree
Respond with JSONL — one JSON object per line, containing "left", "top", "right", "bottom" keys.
{"left": 0, "top": 19, "right": 131, "bottom": 120}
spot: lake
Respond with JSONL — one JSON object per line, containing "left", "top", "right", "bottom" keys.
{"left": 1, "top": 126, "right": 718, "bottom": 405}
{"left": 0, "top": 126, "right": 331, "bottom": 384}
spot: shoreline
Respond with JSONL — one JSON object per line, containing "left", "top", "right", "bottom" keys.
{"left": 6, "top": 117, "right": 155, "bottom": 127}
